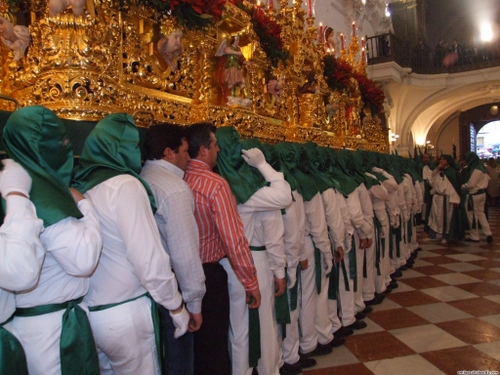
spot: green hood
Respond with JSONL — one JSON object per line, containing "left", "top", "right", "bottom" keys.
{"left": 3, "top": 106, "right": 82, "bottom": 227}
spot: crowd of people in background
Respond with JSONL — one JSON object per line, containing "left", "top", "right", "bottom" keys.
{"left": 411, "top": 37, "right": 500, "bottom": 69}
{"left": 0, "top": 105, "right": 496, "bottom": 375}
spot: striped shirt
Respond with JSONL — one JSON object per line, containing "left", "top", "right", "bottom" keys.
{"left": 184, "top": 159, "right": 258, "bottom": 292}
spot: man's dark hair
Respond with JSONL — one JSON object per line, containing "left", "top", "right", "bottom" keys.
{"left": 186, "top": 122, "right": 217, "bottom": 159}
{"left": 143, "top": 123, "right": 186, "bottom": 160}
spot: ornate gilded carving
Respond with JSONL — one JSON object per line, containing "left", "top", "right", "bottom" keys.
{"left": 0, "top": 0, "right": 388, "bottom": 152}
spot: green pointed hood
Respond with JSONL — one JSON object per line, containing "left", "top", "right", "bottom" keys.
{"left": 72, "top": 113, "right": 156, "bottom": 212}
{"left": 3, "top": 106, "right": 82, "bottom": 227}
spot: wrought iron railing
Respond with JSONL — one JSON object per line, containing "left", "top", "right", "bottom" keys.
{"left": 366, "top": 33, "right": 500, "bottom": 74}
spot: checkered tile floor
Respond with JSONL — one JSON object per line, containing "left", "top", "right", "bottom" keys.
{"left": 304, "top": 206, "right": 500, "bottom": 375}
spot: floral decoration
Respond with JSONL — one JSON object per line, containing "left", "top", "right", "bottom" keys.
{"left": 123, "top": 0, "right": 225, "bottom": 28}
{"left": 353, "top": 73, "right": 385, "bottom": 113}
{"left": 232, "top": 0, "right": 288, "bottom": 67}
{"left": 323, "top": 55, "right": 353, "bottom": 91}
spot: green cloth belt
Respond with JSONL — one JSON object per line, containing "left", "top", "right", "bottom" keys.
{"left": 349, "top": 236, "right": 358, "bottom": 292}
{"left": 248, "top": 246, "right": 264, "bottom": 368}
{"left": 15, "top": 297, "right": 99, "bottom": 375}
{"left": 289, "top": 265, "right": 301, "bottom": 311}
{"left": 340, "top": 259, "right": 350, "bottom": 291}
{"left": 311, "top": 237, "right": 322, "bottom": 294}
{"left": 363, "top": 248, "right": 367, "bottom": 279}
{"left": 407, "top": 215, "right": 413, "bottom": 245}
{"left": 443, "top": 195, "right": 448, "bottom": 236}
{"left": 248, "top": 307, "right": 261, "bottom": 368}
{"left": 374, "top": 216, "right": 382, "bottom": 276}
{"left": 0, "top": 316, "right": 29, "bottom": 375}
{"left": 88, "top": 293, "right": 163, "bottom": 375}
{"left": 327, "top": 235, "right": 339, "bottom": 300}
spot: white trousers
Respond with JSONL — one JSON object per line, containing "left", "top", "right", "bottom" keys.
{"left": 89, "top": 296, "right": 159, "bottom": 375}
{"left": 466, "top": 193, "right": 492, "bottom": 240}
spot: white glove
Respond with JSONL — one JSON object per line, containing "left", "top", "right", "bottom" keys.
{"left": 0, "top": 159, "right": 32, "bottom": 198}
{"left": 242, "top": 148, "right": 266, "bottom": 168}
{"left": 323, "top": 252, "right": 333, "bottom": 276}
{"left": 169, "top": 305, "right": 190, "bottom": 339}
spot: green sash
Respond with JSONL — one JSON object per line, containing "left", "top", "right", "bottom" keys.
{"left": 0, "top": 317, "right": 29, "bottom": 375}
{"left": 15, "top": 297, "right": 99, "bottom": 375}
{"left": 88, "top": 293, "right": 163, "bottom": 374}
{"left": 289, "top": 265, "right": 301, "bottom": 311}
{"left": 248, "top": 246, "right": 265, "bottom": 368}
{"left": 310, "top": 237, "right": 323, "bottom": 294}
{"left": 340, "top": 259, "right": 350, "bottom": 291}
{"left": 374, "top": 216, "right": 382, "bottom": 276}
{"left": 349, "top": 236, "right": 358, "bottom": 292}
{"left": 327, "top": 236, "right": 339, "bottom": 300}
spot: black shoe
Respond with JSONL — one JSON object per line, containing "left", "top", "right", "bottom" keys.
{"left": 279, "top": 361, "right": 302, "bottom": 375}
{"left": 362, "top": 305, "right": 373, "bottom": 314}
{"left": 465, "top": 238, "right": 480, "bottom": 243}
{"left": 333, "top": 326, "right": 354, "bottom": 337}
{"left": 301, "top": 343, "right": 332, "bottom": 357}
{"left": 375, "top": 292, "right": 386, "bottom": 300}
{"left": 487, "top": 235, "right": 493, "bottom": 244}
{"left": 416, "top": 247, "right": 422, "bottom": 252}
{"left": 299, "top": 355, "right": 317, "bottom": 369}
{"left": 389, "top": 281, "right": 399, "bottom": 289}
{"left": 383, "top": 287, "right": 393, "bottom": 295}
{"left": 391, "top": 270, "right": 403, "bottom": 278}
{"left": 328, "top": 336, "right": 345, "bottom": 348}
{"left": 252, "top": 368, "right": 259, "bottom": 375}
{"left": 344, "top": 319, "right": 367, "bottom": 330}
{"left": 400, "top": 265, "right": 410, "bottom": 270}
{"left": 365, "top": 294, "right": 385, "bottom": 306}
{"left": 355, "top": 312, "right": 366, "bottom": 320}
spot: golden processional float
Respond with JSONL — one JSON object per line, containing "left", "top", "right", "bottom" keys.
{"left": 0, "top": 0, "right": 389, "bottom": 152}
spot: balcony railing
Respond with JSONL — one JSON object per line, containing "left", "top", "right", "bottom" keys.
{"left": 366, "top": 33, "right": 500, "bottom": 74}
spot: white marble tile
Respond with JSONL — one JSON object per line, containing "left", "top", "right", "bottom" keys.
{"left": 440, "top": 262, "right": 484, "bottom": 272}
{"left": 420, "top": 286, "right": 479, "bottom": 301}
{"left": 408, "top": 302, "right": 473, "bottom": 323}
{"left": 422, "top": 244, "right": 451, "bottom": 251}
{"left": 445, "top": 253, "right": 488, "bottom": 262}
{"left": 491, "top": 267, "right": 500, "bottom": 273}
{"left": 389, "top": 282, "right": 415, "bottom": 294}
{"left": 474, "top": 341, "right": 500, "bottom": 362}
{"left": 365, "top": 354, "right": 447, "bottom": 375}
{"left": 308, "top": 343, "right": 360, "bottom": 369}
{"left": 352, "top": 317, "right": 385, "bottom": 336}
{"left": 479, "top": 314, "right": 500, "bottom": 329}
{"left": 389, "top": 324, "right": 467, "bottom": 353}
{"left": 418, "top": 251, "right": 441, "bottom": 258}
{"left": 484, "top": 295, "right": 500, "bottom": 304}
{"left": 431, "top": 273, "right": 482, "bottom": 285}
{"left": 412, "top": 259, "right": 434, "bottom": 267}
{"left": 371, "top": 298, "right": 402, "bottom": 311}
{"left": 399, "top": 269, "right": 425, "bottom": 279}
{"left": 488, "top": 280, "right": 500, "bottom": 286}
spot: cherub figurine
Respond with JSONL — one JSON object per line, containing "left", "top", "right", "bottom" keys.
{"left": 157, "top": 29, "right": 183, "bottom": 72}
{"left": 48, "top": 0, "right": 86, "bottom": 16}
{"left": 267, "top": 75, "right": 285, "bottom": 103}
{"left": 0, "top": 14, "right": 29, "bottom": 61}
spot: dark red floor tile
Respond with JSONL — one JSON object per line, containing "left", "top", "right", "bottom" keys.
{"left": 421, "top": 346, "right": 500, "bottom": 374}
{"left": 429, "top": 248, "right": 463, "bottom": 256}
{"left": 423, "top": 256, "right": 459, "bottom": 265}
{"left": 411, "top": 265, "right": 455, "bottom": 276}
{"left": 455, "top": 282, "right": 500, "bottom": 296}
{"left": 398, "top": 277, "right": 449, "bottom": 289}
{"left": 303, "top": 363, "right": 373, "bottom": 375}
{"left": 468, "top": 259, "right": 500, "bottom": 268}
{"left": 462, "top": 270, "right": 500, "bottom": 281}
{"left": 343, "top": 331, "right": 415, "bottom": 362}
{"left": 367, "top": 308, "right": 430, "bottom": 330}
{"left": 447, "top": 298, "right": 500, "bottom": 316}
{"left": 436, "top": 318, "right": 500, "bottom": 344}
{"left": 386, "top": 291, "right": 441, "bottom": 307}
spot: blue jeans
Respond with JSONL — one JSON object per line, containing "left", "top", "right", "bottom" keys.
{"left": 161, "top": 306, "right": 194, "bottom": 375}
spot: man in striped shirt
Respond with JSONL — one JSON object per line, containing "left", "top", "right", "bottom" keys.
{"left": 184, "top": 122, "right": 261, "bottom": 375}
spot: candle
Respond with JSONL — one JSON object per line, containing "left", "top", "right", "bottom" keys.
{"left": 352, "top": 22, "right": 356, "bottom": 37}
{"left": 340, "top": 33, "right": 345, "bottom": 50}
{"left": 361, "top": 37, "right": 365, "bottom": 48}
{"left": 307, "top": 0, "right": 313, "bottom": 17}
{"left": 360, "top": 47, "right": 365, "bottom": 62}
{"left": 257, "top": 0, "right": 261, "bottom": 8}
{"left": 268, "top": 0, "right": 273, "bottom": 10}
{"left": 318, "top": 22, "right": 323, "bottom": 43}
